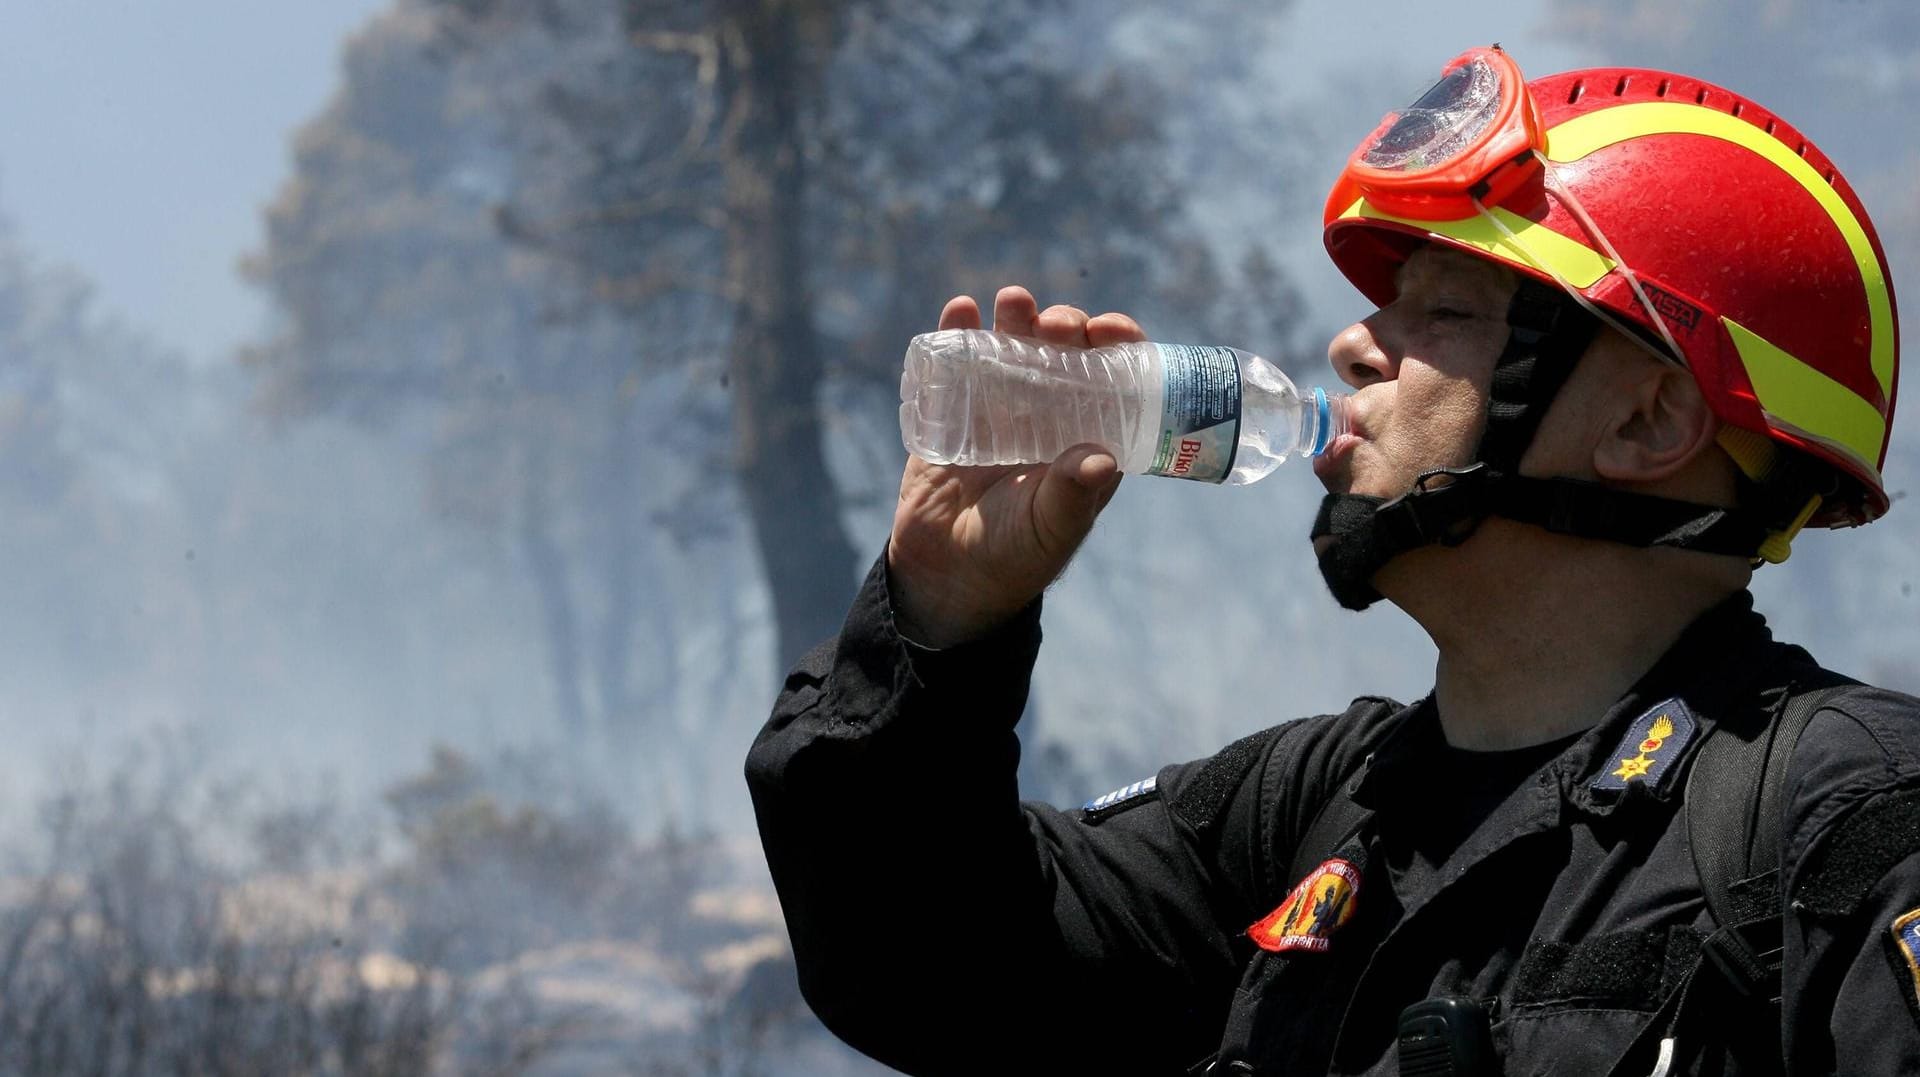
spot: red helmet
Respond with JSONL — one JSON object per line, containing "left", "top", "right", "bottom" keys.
{"left": 1323, "top": 57, "right": 1900, "bottom": 529}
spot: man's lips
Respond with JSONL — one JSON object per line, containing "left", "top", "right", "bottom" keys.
{"left": 1311, "top": 435, "right": 1357, "bottom": 480}
{"left": 1312, "top": 396, "right": 1371, "bottom": 477}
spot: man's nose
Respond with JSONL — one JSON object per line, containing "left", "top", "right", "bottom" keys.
{"left": 1327, "top": 320, "right": 1397, "bottom": 389}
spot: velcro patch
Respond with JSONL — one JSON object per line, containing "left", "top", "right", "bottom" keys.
{"left": 1590, "top": 698, "right": 1698, "bottom": 793}
{"left": 1513, "top": 927, "right": 1699, "bottom": 1011}
{"left": 1171, "top": 725, "right": 1282, "bottom": 834}
{"left": 1248, "top": 859, "right": 1361, "bottom": 954}
{"left": 1800, "top": 788, "right": 1920, "bottom": 916}
{"left": 1082, "top": 775, "right": 1157, "bottom": 815}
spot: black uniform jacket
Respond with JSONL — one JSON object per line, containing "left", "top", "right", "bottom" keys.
{"left": 746, "top": 556, "right": 1920, "bottom": 1075}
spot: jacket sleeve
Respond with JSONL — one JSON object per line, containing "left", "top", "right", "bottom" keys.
{"left": 1780, "top": 688, "right": 1920, "bottom": 1074}
{"left": 744, "top": 553, "right": 1271, "bottom": 1075}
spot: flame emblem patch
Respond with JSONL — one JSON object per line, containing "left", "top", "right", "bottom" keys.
{"left": 1591, "top": 698, "right": 1698, "bottom": 794}
{"left": 1249, "top": 858, "right": 1360, "bottom": 953}
{"left": 1612, "top": 714, "right": 1675, "bottom": 782}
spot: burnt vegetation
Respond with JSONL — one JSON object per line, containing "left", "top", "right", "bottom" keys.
{"left": 0, "top": 738, "right": 836, "bottom": 1076}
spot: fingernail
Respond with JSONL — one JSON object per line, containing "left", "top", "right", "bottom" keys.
{"left": 1075, "top": 451, "right": 1118, "bottom": 489}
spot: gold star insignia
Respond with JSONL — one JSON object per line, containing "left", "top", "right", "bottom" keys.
{"left": 1613, "top": 754, "right": 1654, "bottom": 781}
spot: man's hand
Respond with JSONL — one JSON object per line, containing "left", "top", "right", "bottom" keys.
{"left": 886, "top": 286, "right": 1144, "bottom": 648}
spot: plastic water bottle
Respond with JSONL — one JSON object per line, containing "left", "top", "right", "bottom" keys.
{"left": 898, "top": 329, "right": 1349, "bottom": 485}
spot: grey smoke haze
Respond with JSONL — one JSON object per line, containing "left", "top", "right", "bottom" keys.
{"left": 0, "top": 0, "right": 1909, "bottom": 837}
{"left": 0, "top": 0, "right": 1911, "bottom": 1069}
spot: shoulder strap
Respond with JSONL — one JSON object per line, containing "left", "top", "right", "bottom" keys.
{"left": 1283, "top": 756, "right": 1375, "bottom": 890}
{"left": 1689, "top": 683, "right": 1831, "bottom": 925}
{"left": 1686, "top": 679, "right": 1857, "bottom": 1004}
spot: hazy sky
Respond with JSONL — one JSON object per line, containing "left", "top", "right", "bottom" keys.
{"left": 0, "top": 0, "right": 388, "bottom": 362}
{"left": 0, "top": 1, "right": 1586, "bottom": 364}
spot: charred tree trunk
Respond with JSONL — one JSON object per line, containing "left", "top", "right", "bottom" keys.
{"left": 719, "top": 3, "right": 859, "bottom": 671}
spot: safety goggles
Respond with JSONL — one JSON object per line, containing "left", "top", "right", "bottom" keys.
{"left": 1346, "top": 46, "right": 1544, "bottom": 221}
{"left": 1342, "top": 45, "right": 1686, "bottom": 365}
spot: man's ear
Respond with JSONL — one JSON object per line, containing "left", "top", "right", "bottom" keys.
{"left": 1592, "top": 358, "right": 1719, "bottom": 483}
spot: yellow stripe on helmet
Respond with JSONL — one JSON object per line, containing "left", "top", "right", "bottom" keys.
{"left": 1723, "top": 316, "right": 1887, "bottom": 482}
{"left": 1545, "top": 102, "right": 1895, "bottom": 403}
{"left": 1339, "top": 198, "right": 1616, "bottom": 289}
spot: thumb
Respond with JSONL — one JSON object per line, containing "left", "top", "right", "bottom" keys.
{"left": 1031, "top": 444, "right": 1122, "bottom": 555}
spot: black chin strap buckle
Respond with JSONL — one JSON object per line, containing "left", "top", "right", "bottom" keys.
{"left": 1374, "top": 463, "right": 1498, "bottom": 550}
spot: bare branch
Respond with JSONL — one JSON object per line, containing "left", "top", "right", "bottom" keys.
{"left": 570, "top": 189, "right": 723, "bottom": 227}
{"left": 632, "top": 30, "right": 723, "bottom": 155}
{"left": 715, "top": 20, "right": 755, "bottom": 153}
{"left": 593, "top": 267, "right": 739, "bottom": 307}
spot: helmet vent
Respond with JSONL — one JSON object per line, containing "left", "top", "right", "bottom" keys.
{"left": 1567, "top": 80, "right": 1586, "bottom": 104}
{"left": 1796, "top": 141, "right": 1810, "bottom": 158}
{"left": 1731, "top": 101, "right": 1746, "bottom": 118}
{"left": 1613, "top": 74, "right": 1631, "bottom": 96}
{"left": 1695, "top": 87, "right": 1711, "bottom": 105}
{"left": 1765, "top": 118, "right": 1778, "bottom": 135}
{"left": 1655, "top": 78, "right": 1671, "bottom": 98}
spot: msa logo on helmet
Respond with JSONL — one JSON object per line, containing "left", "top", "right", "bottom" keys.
{"left": 1641, "top": 284, "right": 1703, "bottom": 334}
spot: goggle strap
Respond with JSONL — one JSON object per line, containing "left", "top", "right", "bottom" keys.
{"left": 1466, "top": 192, "right": 1651, "bottom": 353}
{"left": 1535, "top": 153, "right": 1687, "bottom": 362}
{"left": 1470, "top": 193, "right": 1659, "bottom": 361}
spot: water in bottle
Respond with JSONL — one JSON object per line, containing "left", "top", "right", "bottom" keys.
{"left": 898, "top": 329, "right": 1349, "bottom": 485}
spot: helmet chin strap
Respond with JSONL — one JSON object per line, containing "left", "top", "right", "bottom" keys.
{"left": 1312, "top": 278, "right": 1595, "bottom": 610}
{"left": 1310, "top": 278, "right": 1771, "bottom": 611}
{"left": 1311, "top": 494, "right": 1393, "bottom": 611}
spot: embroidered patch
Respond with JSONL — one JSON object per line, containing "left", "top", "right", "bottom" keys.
{"left": 1082, "top": 775, "right": 1157, "bottom": 814}
{"left": 1886, "top": 908, "right": 1920, "bottom": 1026}
{"left": 1248, "top": 858, "right": 1361, "bottom": 953}
{"left": 1590, "top": 698, "right": 1698, "bottom": 793}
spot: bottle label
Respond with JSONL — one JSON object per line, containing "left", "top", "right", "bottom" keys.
{"left": 1147, "top": 344, "right": 1242, "bottom": 483}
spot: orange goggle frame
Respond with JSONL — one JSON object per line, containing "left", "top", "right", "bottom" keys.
{"left": 1342, "top": 46, "right": 1545, "bottom": 222}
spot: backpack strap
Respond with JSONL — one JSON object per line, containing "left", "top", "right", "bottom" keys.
{"left": 1686, "top": 680, "right": 1856, "bottom": 1006}
{"left": 1283, "top": 753, "right": 1377, "bottom": 889}
{"left": 1596, "top": 679, "right": 1856, "bottom": 1077}
{"left": 1291, "top": 678, "right": 1847, "bottom": 960}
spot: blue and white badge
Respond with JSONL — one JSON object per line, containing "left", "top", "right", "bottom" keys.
{"left": 1083, "top": 775, "right": 1157, "bottom": 814}
{"left": 1890, "top": 908, "right": 1920, "bottom": 1022}
{"left": 1590, "top": 698, "right": 1699, "bottom": 793}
